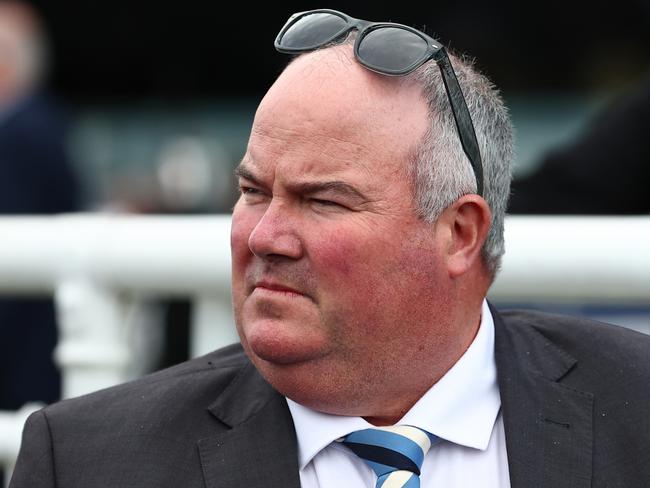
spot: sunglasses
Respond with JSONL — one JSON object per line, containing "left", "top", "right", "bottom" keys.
{"left": 275, "top": 9, "right": 484, "bottom": 196}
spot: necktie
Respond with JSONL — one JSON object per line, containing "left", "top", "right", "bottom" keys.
{"left": 339, "top": 425, "right": 438, "bottom": 488}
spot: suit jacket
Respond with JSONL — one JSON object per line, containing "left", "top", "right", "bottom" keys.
{"left": 9, "top": 307, "right": 650, "bottom": 487}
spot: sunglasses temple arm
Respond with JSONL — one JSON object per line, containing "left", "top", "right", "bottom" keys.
{"left": 435, "top": 50, "right": 484, "bottom": 196}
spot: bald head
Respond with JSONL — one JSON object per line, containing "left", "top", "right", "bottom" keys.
{"left": 253, "top": 44, "right": 429, "bottom": 175}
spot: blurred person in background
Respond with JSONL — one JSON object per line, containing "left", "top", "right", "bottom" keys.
{"left": 509, "top": 71, "right": 650, "bottom": 214}
{"left": 0, "top": 0, "right": 81, "bottom": 413}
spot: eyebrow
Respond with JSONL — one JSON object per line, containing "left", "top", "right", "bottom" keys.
{"left": 234, "top": 164, "right": 260, "bottom": 185}
{"left": 290, "top": 180, "right": 368, "bottom": 202}
{"left": 235, "top": 162, "right": 368, "bottom": 202}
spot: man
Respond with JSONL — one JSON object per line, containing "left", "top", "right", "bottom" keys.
{"left": 0, "top": 1, "right": 80, "bottom": 409}
{"left": 10, "top": 9, "right": 650, "bottom": 488}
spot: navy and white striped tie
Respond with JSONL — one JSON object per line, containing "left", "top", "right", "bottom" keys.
{"left": 339, "top": 425, "right": 438, "bottom": 488}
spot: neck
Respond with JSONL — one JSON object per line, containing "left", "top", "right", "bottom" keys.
{"left": 362, "top": 301, "right": 483, "bottom": 426}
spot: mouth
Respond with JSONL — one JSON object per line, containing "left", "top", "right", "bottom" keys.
{"left": 253, "top": 281, "right": 307, "bottom": 298}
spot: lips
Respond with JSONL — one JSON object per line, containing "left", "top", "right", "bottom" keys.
{"left": 254, "top": 280, "right": 306, "bottom": 297}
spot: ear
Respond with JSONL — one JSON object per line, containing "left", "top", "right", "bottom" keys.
{"left": 438, "top": 195, "right": 492, "bottom": 278}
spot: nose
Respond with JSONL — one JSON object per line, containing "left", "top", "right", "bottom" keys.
{"left": 248, "top": 200, "right": 303, "bottom": 260}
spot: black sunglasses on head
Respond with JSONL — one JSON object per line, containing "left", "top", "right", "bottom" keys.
{"left": 275, "top": 9, "right": 484, "bottom": 196}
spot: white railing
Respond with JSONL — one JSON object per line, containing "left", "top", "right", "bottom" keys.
{"left": 1, "top": 214, "right": 650, "bottom": 483}
{"left": 492, "top": 216, "right": 650, "bottom": 304}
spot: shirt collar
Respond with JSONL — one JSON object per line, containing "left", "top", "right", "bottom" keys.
{"left": 287, "top": 300, "right": 501, "bottom": 469}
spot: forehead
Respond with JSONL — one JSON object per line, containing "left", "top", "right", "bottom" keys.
{"left": 245, "top": 46, "right": 429, "bottom": 183}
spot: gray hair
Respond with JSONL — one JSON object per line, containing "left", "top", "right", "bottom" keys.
{"left": 408, "top": 53, "right": 514, "bottom": 278}
{"left": 298, "top": 36, "right": 514, "bottom": 277}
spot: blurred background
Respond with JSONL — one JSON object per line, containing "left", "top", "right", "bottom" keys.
{"left": 13, "top": 0, "right": 650, "bottom": 214}
{"left": 1, "top": 0, "right": 649, "bottom": 421}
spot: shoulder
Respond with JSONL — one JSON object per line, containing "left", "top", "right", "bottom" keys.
{"left": 13, "top": 344, "right": 261, "bottom": 485}
{"left": 498, "top": 308, "right": 650, "bottom": 358}
{"left": 2, "top": 94, "right": 68, "bottom": 131}
{"left": 496, "top": 307, "right": 650, "bottom": 387}
{"left": 42, "top": 343, "right": 251, "bottom": 425}
{"left": 494, "top": 308, "right": 650, "bottom": 483}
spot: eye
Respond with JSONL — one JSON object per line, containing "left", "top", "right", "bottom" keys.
{"left": 239, "top": 186, "right": 260, "bottom": 195}
{"left": 312, "top": 198, "right": 337, "bottom": 206}
{"left": 310, "top": 198, "right": 347, "bottom": 210}
{"left": 238, "top": 185, "right": 268, "bottom": 203}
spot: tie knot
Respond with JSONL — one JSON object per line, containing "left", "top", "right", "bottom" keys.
{"left": 339, "top": 425, "right": 438, "bottom": 486}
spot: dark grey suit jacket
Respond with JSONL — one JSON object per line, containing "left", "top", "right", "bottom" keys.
{"left": 9, "top": 308, "right": 650, "bottom": 487}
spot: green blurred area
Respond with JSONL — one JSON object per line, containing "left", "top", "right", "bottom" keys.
{"left": 66, "top": 92, "right": 609, "bottom": 212}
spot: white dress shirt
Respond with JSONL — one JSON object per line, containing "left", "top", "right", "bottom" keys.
{"left": 287, "top": 300, "right": 511, "bottom": 487}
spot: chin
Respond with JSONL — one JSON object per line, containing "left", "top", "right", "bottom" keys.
{"left": 238, "top": 311, "right": 331, "bottom": 365}
{"left": 250, "top": 354, "right": 365, "bottom": 416}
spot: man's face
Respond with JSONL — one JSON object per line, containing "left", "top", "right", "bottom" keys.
{"left": 231, "top": 48, "right": 458, "bottom": 419}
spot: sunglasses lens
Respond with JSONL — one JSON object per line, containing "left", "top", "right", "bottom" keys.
{"left": 280, "top": 12, "right": 348, "bottom": 50}
{"left": 358, "top": 27, "right": 429, "bottom": 73}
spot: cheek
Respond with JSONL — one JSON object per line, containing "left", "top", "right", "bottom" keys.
{"left": 315, "top": 232, "right": 354, "bottom": 276}
{"left": 313, "top": 227, "right": 441, "bottom": 313}
{"left": 230, "top": 204, "right": 257, "bottom": 263}
{"left": 311, "top": 227, "right": 370, "bottom": 282}
{"left": 312, "top": 229, "right": 396, "bottom": 313}
{"left": 314, "top": 227, "right": 418, "bottom": 282}
{"left": 230, "top": 205, "right": 259, "bottom": 301}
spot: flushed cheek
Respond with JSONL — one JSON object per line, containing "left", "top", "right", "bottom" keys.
{"left": 231, "top": 205, "right": 258, "bottom": 255}
{"left": 230, "top": 208, "right": 258, "bottom": 279}
{"left": 311, "top": 237, "right": 390, "bottom": 335}
{"left": 313, "top": 231, "right": 396, "bottom": 292}
{"left": 313, "top": 230, "right": 436, "bottom": 333}
{"left": 230, "top": 210, "right": 259, "bottom": 344}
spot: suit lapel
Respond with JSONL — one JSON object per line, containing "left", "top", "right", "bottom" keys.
{"left": 493, "top": 306, "right": 593, "bottom": 488}
{"left": 198, "top": 362, "right": 301, "bottom": 488}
